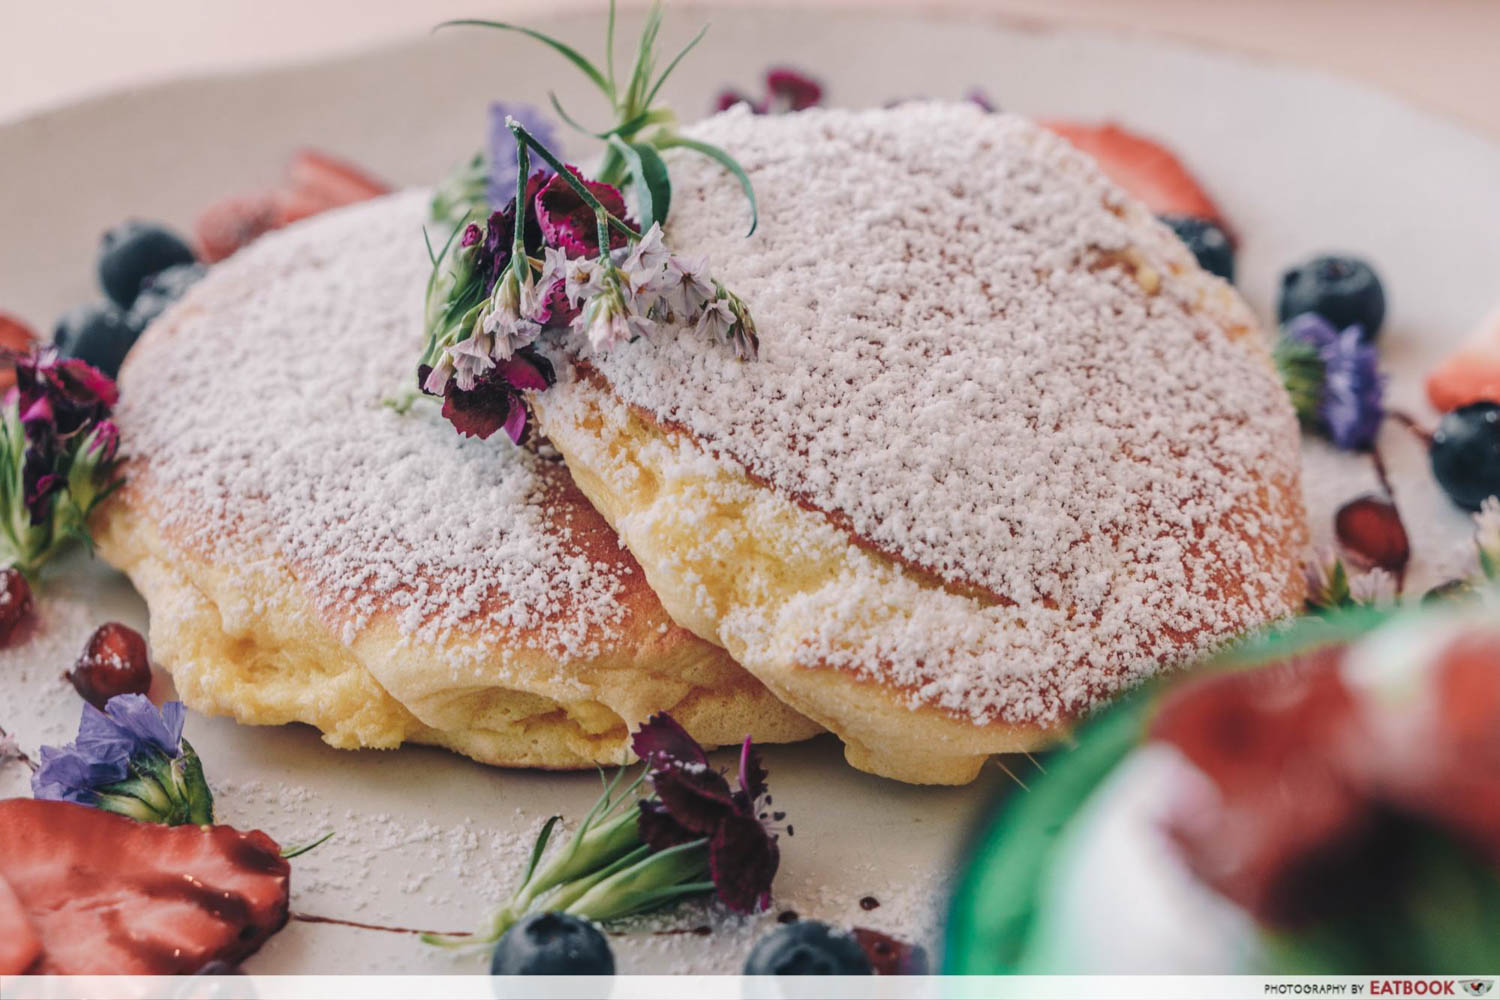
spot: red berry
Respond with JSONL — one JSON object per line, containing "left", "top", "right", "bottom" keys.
{"left": 1334, "top": 494, "right": 1410, "bottom": 576}
{"left": 851, "top": 927, "right": 930, "bottom": 975}
{"left": 0, "top": 569, "right": 34, "bottom": 647}
{"left": 68, "top": 623, "right": 151, "bottom": 709}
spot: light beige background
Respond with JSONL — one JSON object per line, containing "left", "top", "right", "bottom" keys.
{"left": 3, "top": 1, "right": 1498, "bottom": 134}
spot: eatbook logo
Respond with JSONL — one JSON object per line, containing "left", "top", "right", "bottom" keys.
{"left": 1460, "top": 981, "right": 1494, "bottom": 998}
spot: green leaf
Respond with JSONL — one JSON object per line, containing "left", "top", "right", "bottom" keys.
{"left": 607, "top": 136, "right": 672, "bottom": 229}
{"left": 653, "top": 135, "right": 758, "bottom": 236}
{"left": 521, "top": 815, "right": 562, "bottom": 886}
{"left": 620, "top": 3, "right": 666, "bottom": 116}
{"left": 281, "top": 831, "right": 335, "bottom": 860}
{"left": 643, "top": 22, "right": 709, "bottom": 109}
{"left": 437, "top": 19, "right": 611, "bottom": 99}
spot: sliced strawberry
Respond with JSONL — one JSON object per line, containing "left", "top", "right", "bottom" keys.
{"left": 196, "top": 194, "right": 277, "bottom": 263}
{"left": 1426, "top": 308, "right": 1500, "bottom": 412}
{"left": 0, "top": 313, "right": 37, "bottom": 394}
{"left": 0, "top": 798, "right": 289, "bottom": 974}
{"left": 0, "top": 873, "right": 41, "bottom": 974}
{"left": 1042, "top": 120, "right": 1227, "bottom": 232}
{"left": 283, "top": 149, "right": 390, "bottom": 210}
{"left": 270, "top": 186, "right": 332, "bottom": 228}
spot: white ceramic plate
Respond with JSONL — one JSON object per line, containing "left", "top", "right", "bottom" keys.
{"left": 2, "top": 5, "right": 1497, "bottom": 974}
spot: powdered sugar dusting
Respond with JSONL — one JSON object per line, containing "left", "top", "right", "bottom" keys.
{"left": 595, "top": 104, "right": 1296, "bottom": 606}
{"left": 113, "top": 191, "right": 630, "bottom": 658}
{"left": 562, "top": 103, "right": 1305, "bottom": 724}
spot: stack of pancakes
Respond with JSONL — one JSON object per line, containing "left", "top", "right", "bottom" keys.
{"left": 97, "top": 103, "right": 1306, "bottom": 784}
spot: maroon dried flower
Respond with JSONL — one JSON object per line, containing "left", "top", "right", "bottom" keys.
{"left": 631, "top": 713, "right": 782, "bottom": 914}
{"left": 14, "top": 352, "right": 118, "bottom": 440}
{"left": 536, "top": 167, "right": 631, "bottom": 259}
{"left": 430, "top": 348, "right": 554, "bottom": 444}
{"left": 713, "top": 67, "right": 824, "bottom": 115}
{"left": 764, "top": 68, "right": 823, "bottom": 112}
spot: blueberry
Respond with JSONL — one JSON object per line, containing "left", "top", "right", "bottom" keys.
{"left": 127, "top": 263, "right": 206, "bottom": 331}
{"left": 490, "top": 912, "right": 614, "bottom": 976}
{"left": 98, "top": 220, "right": 196, "bottom": 309}
{"left": 53, "top": 303, "right": 138, "bottom": 378}
{"left": 1277, "top": 254, "right": 1386, "bottom": 341}
{"left": 1430, "top": 402, "right": 1500, "bottom": 511}
{"left": 1160, "top": 215, "right": 1234, "bottom": 283}
{"left": 743, "top": 920, "right": 873, "bottom": 975}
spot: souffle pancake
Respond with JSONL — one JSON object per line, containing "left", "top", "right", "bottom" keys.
{"left": 533, "top": 103, "right": 1308, "bottom": 784}
{"left": 93, "top": 191, "right": 819, "bottom": 768}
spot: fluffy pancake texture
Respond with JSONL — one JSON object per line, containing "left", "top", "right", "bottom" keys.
{"left": 94, "top": 190, "right": 819, "bottom": 768}
{"left": 534, "top": 103, "right": 1307, "bottom": 784}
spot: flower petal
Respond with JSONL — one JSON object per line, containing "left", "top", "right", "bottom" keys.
{"left": 536, "top": 168, "right": 631, "bottom": 259}
{"left": 440, "top": 370, "right": 518, "bottom": 441}
{"left": 498, "top": 349, "right": 555, "bottom": 393}
{"left": 737, "top": 736, "right": 768, "bottom": 802}
{"left": 636, "top": 798, "right": 698, "bottom": 852}
{"left": 709, "top": 811, "right": 779, "bottom": 913}
{"left": 650, "top": 765, "right": 736, "bottom": 838}
{"left": 632, "top": 713, "right": 710, "bottom": 770}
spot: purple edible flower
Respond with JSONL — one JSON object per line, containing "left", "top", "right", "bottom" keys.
{"left": 631, "top": 713, "right": 783, "bottom": 914}
{"left": 487, "top": 102, "right": 560, "bottom": 209}
{"left": 33, "top": 695, "right": 184, "bottom": 804}
{"left": 1281, "top": 313, "right": 1385, "bottom": 451}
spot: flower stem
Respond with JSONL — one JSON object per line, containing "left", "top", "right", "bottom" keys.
{"left": 506, "top": 120, "right": 640, "bottom": 241}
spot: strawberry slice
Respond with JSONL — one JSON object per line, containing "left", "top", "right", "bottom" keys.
{"left": 196, "top": 193, "right": 278, "bottom": 264}
{"left": 282, "top": 148, "right": 390, "bottom": 214}
{"left": 0, "top": 798, "right": 290, "bottom": 974}
{"left": 0, "top": 873, "right": 41, "bottom": 974}
{"left": 1426, "top": 307, "right": 1500, "bottom": 412}
{"left": 0, "top": 313, "right": 37, "bottom": 394}
{"left": 1042, "top": 120, "right": 1228, "bottom": 232}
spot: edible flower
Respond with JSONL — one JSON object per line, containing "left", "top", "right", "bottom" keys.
{"left": 633, "top": 714, "right": 783, "bottom": 913}
{"left": 0, "top": 351, "right": 124, "bottom": 578}
{"left": 32, "top": 694, "right": 214, "bottom": 826}
{"left": 415, "top": 119, "right": 759, "bottom": 443}
{"left": 1304, "top": 547, "right": 1397, "bottom": 613}
{"left": 715, "top": 67, "right": 824, "bottom": 115}
{"left": 1274, "top": 313, "right": 1385, "bottom": 451}
{"left": 429, "top": 712, "right": 785, "bottom": 949}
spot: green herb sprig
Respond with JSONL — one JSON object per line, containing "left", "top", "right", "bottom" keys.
{"left": 439, "top": 0, "right": 757, "bottom": 234}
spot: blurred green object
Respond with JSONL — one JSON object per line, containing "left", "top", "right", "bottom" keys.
{"left": 942, "top": 601, "right": 1500, "bottom": 974}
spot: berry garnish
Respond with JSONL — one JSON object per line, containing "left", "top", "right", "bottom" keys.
{"left": 97, "top": 221, "right": 196, "bottom": 310}
{"left": 489, "top": 912, "right": 614, "bottom": 975}
{"left": 195, "top": 194, "right": 277, "bottom": 263}
{"left": 1042, "top": 121, "right": 1227, "bottom": 228}
{"left": 743, "top": 920, "right": 873, "bottom": 975}
{"left": 126, "top": 263, "right": 206, "bottom": 332}
{"left": 1159, "top": 214, "right": 1234, "bottom": 282}
{"left": 0, "top": 799, "right": 287, "bottom": 974}
{"left": 0, "top": 313, "right": 37, "bottom": 393}
{"left": 851, "top": 926, "right": 930, "bottom": 975}
{"left": 1277, "top": 254, "right": 1386, "bottom": 342}
{"left": 1426, "top": 307, "right": 1500, "bottom": 412}
{"left": 1334, "top": 495, "right": 1410, "bottom": 577}
{"left": 1430, "top": 403, "right": 1500, "bottom": 511}
{"left": 67, "top": 623, "right": 151, "bottom": 710}
{"left": 52, "top": 303, "right": 139, "bottom": 379}
{"left": 0, "top": 568, "right": 34, "bottom": 648}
